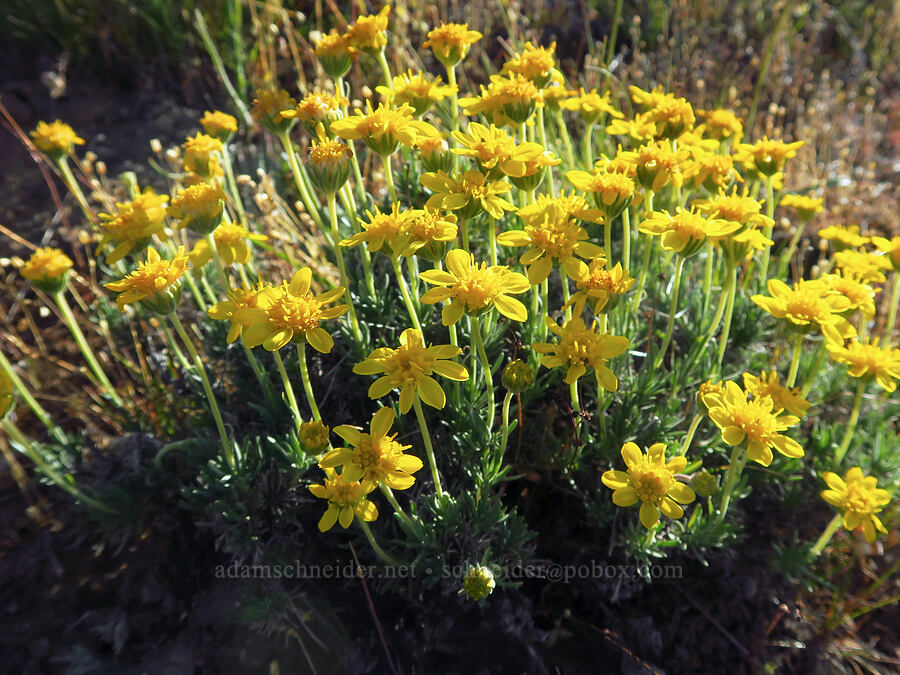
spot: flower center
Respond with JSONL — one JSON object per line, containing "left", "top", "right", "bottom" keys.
{"left": 632, "top": 465, "right": 673, "bottom": 504}
{"left": 266, "top": 292, "right": 322, "bottom": 332}
{"left": 454, "top": 265, "right": 500, "bottom": 309}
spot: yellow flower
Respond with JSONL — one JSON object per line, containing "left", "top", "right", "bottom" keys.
{"left": 511, "top": 149, "right": 562, "bottom": 192}
{"left": 20, "top": 247, "right": 73, "bottom": 286}
{"left": 207, "top": 283, "right": 267, "bottom": 343}
{"left": 320, "top": 407, "right": 423, "bottom": 489}
{"left": 298, "top": 420, "right": 331, "bottom": 455}
{"left": 419, "top": 249, "right": 530, "bottom": 325}
{"left": 532, "top": 317, "right": 629, "bottom": 389}
{"left": 517, "top": 191, "right": 604, "bottom": 225}
{"left": 313, "top": 29, "right": 356, "bottom": 78}
{"left": 167, "top": 181, "right": 226, "bottom": 235}
{"left": 459, "top": 73, "right": 541, "bottom": 126}
{"left": 97, "top": 188, "right": 170, "bottom": 264}
{"left": 251, "top": 88, "right": 297, "bottom": 134}
{"left": 697, "top": 379, "right": 725, "bottom": 415}
{"left": 703, "top": 381, "right": 804, "bottom": 466}
{"left": 833, "top": 249, "right": 891, "bottom": 284}
{"left": 200, "top": 110, "right": 238, "bottom": 141}
{"left": 344, "top": 4, "right": 390, "bottom": 53}
{"left": 423, "top": 22, "right": 482, "bottom": 67}
{"left": 734, "top": 136, "right": 804, "bottom": 176}
{"left": 339, "top": 203, "right": 414, "bottom": 255}
{"left": 819, "top": 224, "right": 870, "bottom": 251}
{"left": 0, "top": 369, "right": 13, "bottom": 419}
{"left": 826, "top": 336, "right": 900, "bottom": 392}
{"left": 642, "top": 94, "right": 695, "bottom": 139}
{"left": 751, "top": 278, "right": 856, "bottom": 342}
{"left": 697, "top": 108, "right": 744, "bottom": 142}
{"left": 330, "top": 101, "right": 437, "bottom": 156}
{"left": 190, "top": 223, "right": 268, "bottom": 267}
{"left": 820, "top": 271, "right": 878, "bottom": 319}
{"left": 566, "top": 167, "right": 635, "bottom": 217}
{"left": 500, "top": 41, "right": 557, "bottom": 86}
{"left": 871, "top": 235, "right": 900, "bottom": 271}
{"left": 499, "top": 202, "right": 605, "bottom": 284}
{"left": 540, "top": 69, "right": 570, "bottom": 110}
{"left": 281, "top": 90, "right": 347, "bottom": 135}
{"left": 234, "top": 268, "right": 347, "bottom": 353}
{"left": 606, "top": 114, "right": 657, "bottom": 142}
{"left": 742, "top": 370, "right": 810, "bottom": 416}
{"left": 309, "top": 469, "right": 378, "bottom": 532}
{"left": 420, "top": 170, "right": 516, "bottom": 220}
{"left": 601, "top": 442, "right": 696, "bottom": 529}
{"left": 307, "top": 125, "right": 353, "bottom": 194}
{"left": 638, "top": 207, "right": 740, "bottom": 257}
{"left": 30, "top": 120, "right": 84, "bottom": 159}
{"left": 779, "top": 194, "right": 824, "bottom": 221}
{"left": 376, "top": 69, "right": 457, "bottom": 117}
{"left": 451, "top": 122, "right": 544, "bottom": 178}
{"left": 682, "top": 147, "right": 738, "bottom": 191}
{"left": 417, "top": 134, "right": 452, "bottom": 173}
{"left": 726, "top": 227, "right": 774, "bottom": 260}
{"left": 565, "top": 258, "right": 635, "bottom": 316}
{"left": 105, "top": 246, "right": 189, "bottom": 314}
{"left": 619, "top": 139, "right": 685, "bottom": 192}
{"left": 820, "top": 468, "right": 891, "bottom": 543}
{"left": 353, "top": 328, "right": 469, "bottom": 413}
{"left": 393, "top": 208, "right": 458, "bottom": 259}
{"left": 182, "top": 133, "right": 223, "bottom": 178}
{"left": 694, "top": 188, "right": 773, "bottom": 229}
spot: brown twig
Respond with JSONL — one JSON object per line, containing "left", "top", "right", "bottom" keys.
{"left": 348, "top": 540, "right": 399, "bottom": 675}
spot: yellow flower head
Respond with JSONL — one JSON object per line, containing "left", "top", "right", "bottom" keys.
{"left": 182, "top": 133, "right": 223, "bottom": 178}
{"left": 566, "top": 167, "right": 635, "bottom": 218}
{"left": 330, "top": 101, "right": 437, "bottom": 156}
{"left": 423, "top": 22, "right": 482, "bottom": 67}
{"left": 320, "top": 407, "right": 423, "bottom": 489}
{"left": 511, "top": 149, "right": 562, "bottom": 192}
{"left": 208, "top": 283, "right": 267, "bottom": 343}
{"left": 0, "top": 369, "right": 13, "bottom": 419}
{"left": 309, "top": 469, "right": 378, "bottom": 532}
{"left": 105, "top": 246, "right": 189, "bottom": 314}
{"left": 499, "top": 203, "right": 605, "bottom": 284}
{"left": 693, "top": 187, "right": 773, "bottom": 230}
{"left": 344, "top": 4, "right": 390, "bottom": 53}
{"left": 417, "top": 134, "right": 452, "bottom": 173}
{"left": 251, "top": 88, "right": 297, "bottom": 134}
{"left": 779, "top": 194, "right": 824, "bottom": 221}
{"left": 638, "top": 207, "right": 740, "bottom": 258}
{"left": 451, "top": 122, "right": 544, "bottom": 178}
{"left": 566, "top": 258, "right": 635, "bottom": 316}
{"left": 234, "top": 268, "right": 347, "bottom": 353}
{"left": 819, "top": 224, "right": 870, "bottom": 252}
{"left": 167, "top": 181, "right": 226, "bottom": 235}
{"left": 821, "top": 468, "right": 891, "bottom": 543}
{"left": 833, "top": 248, "right": 891, "bottom": 284}
{"left": 339, "top": 202, "right": 414, "bottom": 255}
{"left": 734, "top": 136, "right": 804, "bottom": 177}
{"left": 97, "top": 188, "right": 170, "bottom": 264}
{"left": 517, "top": 191, "right": 604, "bottom": 225}
{"left": 697, "top": 108, "right": 744, "bottom": 142}
{"left": 419, "top": 249, "right": 530, "bottom": 325}
{"left": 190, "top": 222, "right": 267, "bottom": 267}
{"left": 696, "top": 379, "right": 725, "bottom": 415}
{"left": 682, "top": 147, "right": 738, "bottom": 191}
{"left": 281, "top": 90, "right": 347, "bottom": 135}
{"left": 30, "top": 120, "right": 84, "bottom": 159}
{"left": 532, "top": 316, "right": 629, "bottom": 390}
{"left": 459, "top": 73, "right": 541, "bottom": 126}
{"left": 827, "top": 336, "right": 900, "bottom": 392}
{"left": 871, "top": 235, "right": 900, "bottom": 271}
{"left": 540, "top": 69, "right": 570, "bottom": 110}
{"left": 420, "top": 170, "right": 516, "bottom": 220}
{"left": 298, "top": 420, "right": 331, "bottom": 455}
{"left": 200, "top": 110, "right": 238, "bottom": 141}
{"left": 820, "top": 271, "right": 878, "bottom": 319}
{"left": 751, "top": 278, "right": 856, "bottom": 342}
{"left": 642, "top": 93, "right": 696, "bottom": 139}
{"left": 606, "top": 114, "right": 657, "bottom": 142}
{"left": 313, "top": 29, "right": 356, "bottom": 78}
{"left": 353, "top": 328, "right": 469, "bottom": 413}
{"left": 307, "top": 125, "right": 353, "bottom": 194}
{"left": 393, "top": 208, "right": 458, "bottom": 259}
{"left": 501, "top": 41, "right": 557, "bottom": 86}
{"left": 619, "top": 139, "right": 685, "bottom": 192}
{"left": 702, "top": 381, "right": 804, "bottom": 467}
{"left": 20, "top": 247, "right": 73, "bottom": 293}
{"left": 377, "top": 69, "right": 457, "bottom": 117}
{"left": 601, "top": 442, "right": 696, "bottom": 529}
{"left": 742, "top": 370, "right": 810, "bottom": 416}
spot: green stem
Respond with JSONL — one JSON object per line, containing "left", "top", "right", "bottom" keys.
{"left": 555, "top": 109, "right": 576, "bottom": 169}
{"left": 220, "top": 145, "right": 246, "bottom": 221}
{"left": 297, "top": 341, "right": 321, "bottom": 422}
{"left": 376, "top": 48, "right": 393, "bottom": 88}
{"left": 391, "top": 256, "right": 423, "bottom": 333}
{"left": 328, "top": 193, "right": 363, "bottom": 344}
{"left": 679, "top": 413, "right": 702, "bottom": 456}
{"left": 447, "top": 65, "right": 460, "bottom": 173}
{"left": 560, "top": 267, "right": 572, "bottom": 320}
{"left": 569, "top": 379, "right": 580, "bottom": 413}
{"left": 338, "top": 185, "right": 377, "bottom": 297}
{"left": 537, "top": 107, "right": 555, "bottom": 196}
{"left": 702, "top": 241, "right": 714, "bottom": 317}
{"left": 56, "top": 156, "right": 93, "bottom": 222}
{"left": 193, "top": 8, "right": 253, "bottom": 126}
{"left": 471, "top": 315, "right": 495, "bottom": 434}
{"left": 800, "top": 340, "right": 827, "bottom": 397}
{"left": 777, "top": 219, "right": 807, "bottom": 280}
{"left": 0, "top": 349, "right": 67, "bottom": 444}
{"left": 717, "top": 446, "right": 745, "bottom": 523}
{"left": 758, "top": 176, "right": 776, "bottom": 287}
{"left": 631, "top": 191, "right": 655, "bottom": 317}
{"left": 885, "top": 271, "right": 900, "bottom": 345}
{"left": 413, "top": 398, "right": 443, "bottom": 497}
{"left": 655, "top": 255, "right": 685, "bottom": 369}
{"left": 786, "top": 331, "right": 804, "bottom": 389}
{"left": 498, "top": 391, "right": 513, "bottom": 464}
{"left": 205, "top": 232, "right": 231, "bottom": 289}
{"left": 835, "top": 380, "right": 865, "bottom": 464}
{"left": 606, "top": 0, "right": 624, "bottom": 68}
{"left": 621, "top": 206, "right": 631, "bottom": 271}
{"left": 273, "top": 349, "right": 303, "bottom": 430}
{"left": 169, "top": 313, "right": 233, "bottom": 468}
{"left": 715, "top": 260, "right": 738, "bottom": 375}
{"left": 279, "top": 132, "right": 325, "bottom": 230}
{"left": 54, "top": 290, "right": 123, "bottom": 407}
{"left": 378, "top": 484, "right": 417, "bottom": 531}
{"left": 488, "top": 219, "right": 497, "bottom": 267}
{"left": 160, "top": 321, "right": 191, "bottom": 371}
{"left": 581, "top": 122, "right": 595, "bottom": 169}
{"left": 382, "top": 153, "right": 397, "bottom": 202}
{"left": 809, "top": 513, "right": 843, "bottom": 557}
{"left": 183, "top": 269, "right": 208, "bottom": 313}
{"left": 357, "top": 519, "right": 403, "bottom": 566}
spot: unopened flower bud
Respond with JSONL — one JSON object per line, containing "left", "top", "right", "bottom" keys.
{"left": 690, "top": 470, "right": 718, "bottom": 497}
{"left": 462, "top": 565, "right": 495, "bottom": 602}
{"left": 502, "top": 359, "right": 534, "bottom": 393}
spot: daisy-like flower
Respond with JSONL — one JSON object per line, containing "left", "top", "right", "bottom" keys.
{"left": 638, "top": 207, "right": 740, "bottom": 258}
{"left": 97, "top": 188, "right": 170, "bottom": 264}
{"left": 417, "top": 134, "right": 452, "bottom": 173}
{"left": 451, "top": 122, "right": 544, "bottom": 178}
{"left": 420, "top": 170, "right": 516, "bottom": 220}
{"left": 833, "top": 249, "right": 891, "bottom": 284}
{"left": 353, "top": 328, "right": 469, "bottom": 413}
{"left": 182, "top": 133, "right": 223, "bottom": 178}
{"left": 871, "top": 235, "right": 900, "bottom": 271}
{"left": 639, "top": 92, "right": 696, "bottom": 139}
{"left": 606, "top": 114, "right": 657, "bottom": 142}
{"left": 105, "top": 246, "right": 189, "bottom": 314}
{"left": 821, "top": 271, "right": 878, "bottom": 319}
{"left": 344, "top": 4, "right": 390, "bottom": 53}
{"left": 566, "top": 167, "right": 635, "bottom": 218}
{"left": 393, "top": 208, "right": 458, "bottom": 259}
{"left": 696, "top": 108, "right": 744, "bottom": 142}
{"left": 742, "top": 370, "right": 810, "bottom": 416}
{"left": 207, "top": 283, "right": 267, "bottom": 343}
{"left": 601, "top": 442, "right": 696, "bottom": 529}
{"left": 532, "top": 316, "right": 629, "bottom": 390}
{"left": 499, "top": 202, "right": 605, "bottom": 284}
{"left": 779, "top": 194, "right": 824, "bottom": 221}
{"left": 694, "top": 188, "right": 772, "bottom": 229}
{"left": 820, "top": 468, "right": 891, "bottom": 543}
{"left": 702, "top": 381, "right": 804, "bottom": 466}
{"left": 734, "top": 136, "right": 804, "bottom": 176}
{"left": 826, "top": 336, "right": 900, "bottom": 392}
{"left": 516, "top": 191, "right": 603, "bottom": 225}
{"left": 330, "top": 101, "right": 437, "bottom": 156}
{"left": 281, "top": 90, "right": 347, "bottom": 136}
{"left": 540, "top": 69, "right": 570, "bottom": 110}
{"left": 313, "top": 29, "right": 356, "bottom": 79}
{"left": 308, "top": 469, "right": 378, "bottom": 532}
{"left": 619, "top": 139, "right": 685, "bottom": 192}
{"left": 200, "top": 110, "right": 238, "bottom": 141}
{"left": 167, "top": 181, "right": 226, "bottom": 235}
{"left": 339, "top": 203, "right": 414, "bottom": 255}
{"left": 376, "top": 69, "right": 457, "bottom": 117}
{"left": 500, "top": 41, "right": 557, "bottom": 86}
{"left": 423, "top": 22, "right": 482, "bottom": 67}
{"left": 565, "top": 258, "right": 635, "bottom": 316}
{"left": 306, "top": 125, "right": 353, "bottom": 194}
{"left": 30, "top": 120, "right": 84, "bottom": 159}
{"left": 511, "top": 149, "right": 562, "bottom": 192}
{"left": 419, "top": 249, "right": 530, "bottom": 325}
{"left": 20, "top": 247, "right": 73, "bottom": 293}
{"left": 320, "top": 407, "right": 424, "bottom": 489}
{"left": 234, "top": 268, "right": 347, "bottom": 352}
{"left": 751, "top": 278, "right": 856, "bottom": 342}
{"left": 251, "top": 88, "right": 297, "bottom": 134}
{"left": 459, "top": 73, "right": 541, "bottom": 126}
{"left": 819, "top": 224, "right": 870, "bottom": 252}
{"left": 189, "top": 222, "right": 268, "bottom": 267}
{"left": 681, "top": 147, "right": 738, "bottom": 191}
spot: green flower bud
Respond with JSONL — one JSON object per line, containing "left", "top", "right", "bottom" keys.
{"left": 462, "top": 565, "right": 495, "bottom": 602}
{"left": 502, "top": 359, "right": 534, "bottom": 393}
